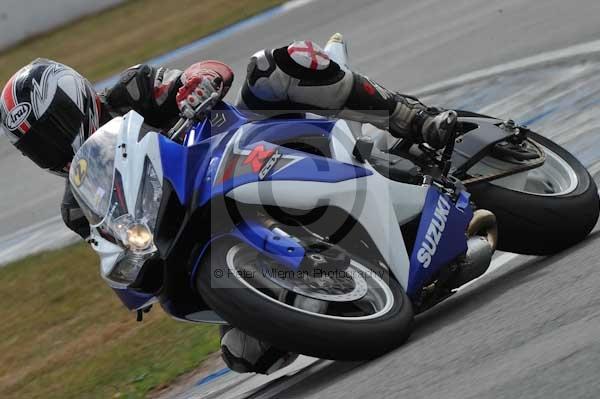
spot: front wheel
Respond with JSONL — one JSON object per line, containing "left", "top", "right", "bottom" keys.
{"left": 467, "top": 131, "right": 599, "bottom": 255}
{"left": 196, "top": 239, "right": 414, "bottom": 360}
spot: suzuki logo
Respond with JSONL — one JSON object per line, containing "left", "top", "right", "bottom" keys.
{"left": 417, "top": 195, "right": 451, "bottom": 268}
{"left": 210, "top": 112, "right": 227, "bottom": 128}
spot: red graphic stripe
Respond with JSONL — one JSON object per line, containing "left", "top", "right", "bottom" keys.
{"left": 20, "top": 120, "right": 31, "bottom": 134}
{"left": 2, "top": 75, "right": 31, "bottom": 134}
{"left": 2, "top": 75, "right": 16, "bottom": 111}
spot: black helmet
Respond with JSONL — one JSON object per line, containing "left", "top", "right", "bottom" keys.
{"left": 0, "top": 59, "right": 100, "bottom": 175}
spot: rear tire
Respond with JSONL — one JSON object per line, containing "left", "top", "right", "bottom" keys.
{"left": 196, "top": 239, "right": 414, "bottom": 360}
{"left": 467, "top": 130, "right": 599, "bottom": 255}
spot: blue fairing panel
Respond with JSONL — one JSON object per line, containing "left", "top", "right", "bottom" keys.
{"left": 159, "top": 135, "right": 216, "bottom": 205}
{"left": 187, "top": 102, "right": 250, "bottom": 143}
{"left": 406, "top": 187, "right": 473, "bottom": 298}
{"left": 113, "top": 288, "right": 155, "bottom": 310}
{"left": 208, "top": 102, "right": 250, "bottom": 136}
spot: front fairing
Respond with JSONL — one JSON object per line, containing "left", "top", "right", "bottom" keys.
{"left": 157, "top": 102, "right": 356, "bottom": 215}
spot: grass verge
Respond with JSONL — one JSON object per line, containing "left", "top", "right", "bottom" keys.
{"left": 0, "top": 0, "right": 283, "bottom": 84}
{"left": 0, "top": 242, "right": 220, "bottom": 399}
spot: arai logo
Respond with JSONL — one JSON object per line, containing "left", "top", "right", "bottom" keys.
{"left": 417, "top": 195, "right": 452, "bottom": 268}
{"left": 6, "top": 102, "right": 31, "bottom": 131}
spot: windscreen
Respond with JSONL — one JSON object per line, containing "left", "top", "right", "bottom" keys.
{"left": 69, "top": 128, "right": 119, "bottom": 226}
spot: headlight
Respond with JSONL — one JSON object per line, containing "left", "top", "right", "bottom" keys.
{"left": 103, "top": 158, "right": 163, "bottom": 286}
{"left": 111, "top": 215, "right": 156, "bottom": 253}
{"left": 127, "top": 224, "right": 153, "bottom": 251}
{"left": 108, "top": 158, "right": 162, "bottom": 253}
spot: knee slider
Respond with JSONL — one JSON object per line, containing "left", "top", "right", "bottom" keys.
{"left": 246, "top": 50, "right": 277, "bottom": 86}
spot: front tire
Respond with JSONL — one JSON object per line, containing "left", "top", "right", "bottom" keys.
{"left": 196, "top": 239, "right": 414, "bottom": 360}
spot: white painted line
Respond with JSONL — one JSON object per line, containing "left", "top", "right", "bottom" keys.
{"left": 282, "top": 0, "right": 317, "bottom": 11}
{"left": 94, "top": 0, "right": 320, "bottom": 90}
{"left": 0, "top": 214, "right": 80, "bottom": 266}
{"left": 181, "top": 356, "right": 320, "bottom": 399}
{"left": 414, "top": 39, "right": 600, "bottom": 96}
{"left": 249, "top": 359, "right": 337, "bottom": 399}
{"left": 0, "top": 214, "right": 63, "bottom": 238}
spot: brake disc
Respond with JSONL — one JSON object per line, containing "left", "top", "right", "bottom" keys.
{"left": 260, "top": 256, "right": 369, "bottom": 303}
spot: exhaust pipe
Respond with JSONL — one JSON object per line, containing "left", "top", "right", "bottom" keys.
{"left": 453, "top": 210, "right": 498, "bottom": 287}
{"left": 467, "top": 210, "right": 498, "bottom": 251}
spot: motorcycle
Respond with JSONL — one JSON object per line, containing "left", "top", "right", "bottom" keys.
{"left": 69, "top": 33, "right": 599, "bottom": 361}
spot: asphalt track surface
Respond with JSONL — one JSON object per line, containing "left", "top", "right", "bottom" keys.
{"left": 1, "top": 0, "right": 600, "bottom": 397}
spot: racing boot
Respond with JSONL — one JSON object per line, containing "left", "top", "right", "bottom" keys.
{"left": 220, "top": 326, "right": 299, "bottom": 374}
{"left": 339, "top": 73, "right": 454, "bottom": 149}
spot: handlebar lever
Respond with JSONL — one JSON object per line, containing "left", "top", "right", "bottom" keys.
{"left": 440, "top": 110, "right": 459, "bottom": 176}
{"left": 167, "top": 92, "right": 221, "bottom": 141}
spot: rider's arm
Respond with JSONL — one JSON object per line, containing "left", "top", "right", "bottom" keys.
{"left": 103, "top": 64, "right": 183, "bottom": 129}
{"left": 103, "top": 62, "right": 234, "bottom": 130}
{"left": 61, "top": 181, "right": 90, "bottom": 239}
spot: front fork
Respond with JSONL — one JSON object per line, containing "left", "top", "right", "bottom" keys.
{"left": 232, "top": 220, "right": 306, "bottom": 270}
{"left": 230, "top": 218, "right": 350, "bottom": 273}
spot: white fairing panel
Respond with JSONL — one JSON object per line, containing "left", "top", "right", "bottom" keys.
{"left": 77, "top": 116, "right": 127, "bottom": 279}
{"left": 87, "top": 111, "right": 164, "bottom": 288}
{"left": 227, "top": 119, "right": 428, "bottom": 289}
{"left": 113, "top": 111, "right": 163, "bottom": 215}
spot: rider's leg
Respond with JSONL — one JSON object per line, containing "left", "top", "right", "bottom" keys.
{"left": 225, "top": 40, "right": 454, "bottom": 374}
{"left": 220, "top": 325, "right": 298, "bottom": 374}
{"left": 236, "top": 40, "right": 450, "bottom": 148}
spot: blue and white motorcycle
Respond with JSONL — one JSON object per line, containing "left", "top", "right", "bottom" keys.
{"left": 69, "top": 34, "right": 599, "bottom": 360}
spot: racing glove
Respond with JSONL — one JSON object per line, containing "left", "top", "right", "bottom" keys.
{"left": 176, "top": 61, "right": 234, "bottom": 118}
{"left": 413, "top": 109, "right": 458, "bottom": 149}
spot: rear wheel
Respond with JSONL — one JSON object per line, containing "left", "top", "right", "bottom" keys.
{"left": 196, "top": 239, "right": 414, "bottom": 360}
{"left": 458, "top": 111, "right": 599, "bottom": 254}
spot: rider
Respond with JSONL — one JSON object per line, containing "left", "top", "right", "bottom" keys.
{"left": 0, "top": 39, "right": 454, "bottom": 374}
